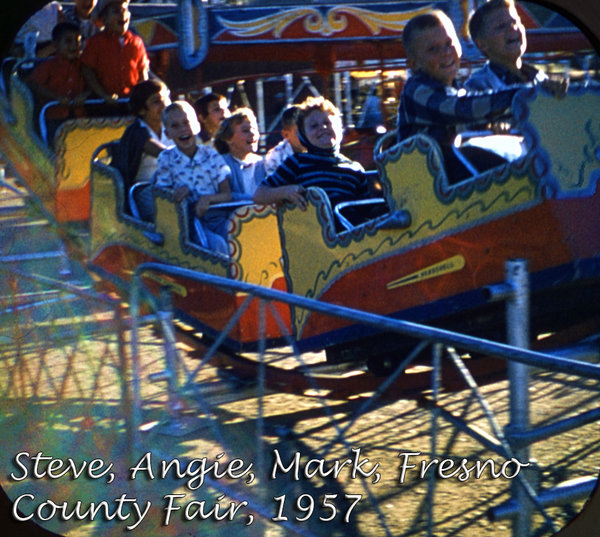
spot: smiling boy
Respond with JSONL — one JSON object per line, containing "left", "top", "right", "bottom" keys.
{"left": 81, "top": 0, "right": 149, "bottom": 103}
{"left": 28, "top": 22, "right": 91, "bottom": 145}
{"left": 397, "top": 10, "right": 522, "bottom": 183}
{"left": 62, "top": 0, "right": 101, "bottom": 42}
{"left": 253, "top": 96, "right": 374, "bottom": 212}
{"left": 466, "top": 0, "right": 567, "bottom": 95}
{"left": 153, "top": 101, "right": 232, "bottom": 253}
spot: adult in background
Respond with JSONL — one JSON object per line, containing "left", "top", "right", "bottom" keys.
{"left": 62, "top": 0, "right": 101, "bottom": 43}
{"left": 12, "top": 1, "right": 64, "bottom": 58}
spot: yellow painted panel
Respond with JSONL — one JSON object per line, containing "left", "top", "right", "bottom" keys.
{"left": 56, "top": 118, "right": 130, "bottom": 190}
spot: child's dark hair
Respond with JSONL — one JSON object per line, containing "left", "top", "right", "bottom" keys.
{"left": 193, "top": 92, "right": 227, "bottom": 119}
{"left": 128, "top": 79, "right": 169, "bottom": 116}
{"left": 469, "top": 0, "right": 515, "bottom": 42}
{"left": 402, "top": 10, "right": 451, "bottom": 58}
{"left": 281, "top": 105, "right": 300, "bottom": 130}
{"left": 51, "top": 22, "right": 81, "bottom": 43}
{"left": 98, "top": 0, "right": 128, "bottom": 21}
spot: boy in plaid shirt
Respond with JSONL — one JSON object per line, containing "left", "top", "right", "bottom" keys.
{"left": 397, "top": 10, "right": 521, "bottom": 183}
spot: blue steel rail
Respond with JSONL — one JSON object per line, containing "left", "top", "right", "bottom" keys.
{"left": 130, "top": 262, "right": 600, "bottom": 381}
{"left": 129, "top": 261, "right": 600, "bottom": 537}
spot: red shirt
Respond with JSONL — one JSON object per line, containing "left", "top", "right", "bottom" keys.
{"left": 81, "top": 29, "right": 149, "bottom": 97}
{"left": 29, "top": 55, "right": 87, "bottom": 119}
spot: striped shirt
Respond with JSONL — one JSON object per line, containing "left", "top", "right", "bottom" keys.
{"left": 263, "top": 152, "right": 370, "bottom": 207}
{"left": 397, "top": 71, "right": 519, "bottom": 145}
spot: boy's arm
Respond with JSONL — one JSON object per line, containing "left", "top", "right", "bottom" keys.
{"left": 252, "top": 155, "right": 308, "bottom": 209}
{"left": 81, "top": 64, "right": 118, "bottom": 104}
{"left": 27, "top": 79, "right": 69, "bottom": 106}
{"left": 540, "top": 77, "right": 569, "bottom": 99}
{"left": 406, "top": 77, "right": 518, "bottom": 126}
{"left": 136, "top": 37, "right": 150, "bottom": 82}
{"left": 449, "top": 88, "right": 516, "bottom": 124}
{"left": 153, "top": 155, "right": 189, "bottom": 202}
{"left": 138, "top": 63, "right": 150, "bottom": 83}
{"left": 27, "top": 62, "right": 67, "bottom": 105}
{"left": 204, "top": 177, "right": 232, "bottom": 205}
{"left": 143, "top": 138, "right": 167, "bottom": 158}
{"left": 194, "top": 178, "right": 233, "bottom": 218}
{"left": 455, "top": 87, "right": 520, "bottom": 124}
{"left": 253, "top": 184, "right": 308, "bottom": 210}
{"left": 72, "top": 90, "right": 93, "bottom": 106}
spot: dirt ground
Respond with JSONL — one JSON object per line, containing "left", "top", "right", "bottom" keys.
{"left": 1, "top": 172, "right": 599, "bottom": 537}
{"left": 0, "top": 307, "right": 599, "bottom": 537}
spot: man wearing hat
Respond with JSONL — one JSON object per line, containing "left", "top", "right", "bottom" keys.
{"left": 81, "top": 0, "right": 149, "bottom": 104}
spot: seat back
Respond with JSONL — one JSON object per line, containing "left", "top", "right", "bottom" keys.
{"left": 129, "top": 183, "right": 155, "bottom": 222}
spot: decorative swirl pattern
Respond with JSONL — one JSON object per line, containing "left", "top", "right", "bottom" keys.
{"left": 216, "top": 5, "right": 430, "bottom": 39}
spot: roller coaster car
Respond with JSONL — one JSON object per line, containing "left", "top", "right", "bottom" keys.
{"left": 89, "top": 150, "right": 290, "bottom": 344}
{"left": 0, "top": 75, "right": 131, "bottom": 222}
{"left": 86, "top": 85, "right": 600, "bottom": 366}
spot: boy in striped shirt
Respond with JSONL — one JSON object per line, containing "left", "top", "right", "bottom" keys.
{"left": 254, "top": 97, "right": 376, "bottom": 212}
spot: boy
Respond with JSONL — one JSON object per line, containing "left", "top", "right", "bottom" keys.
{"left": 466, "top": 0, "right": 567, "bottom": 95}
{"left": 397, "top": 10, "right": 520, "bottom": 183}
{"left": 111, "top": 79, "right": 171, "bottom": 214}
{"left": 193, "top": 92, "right": 230, "bottom": 144}
{"left": 254, "top": 96, "right": 374, "bottom": 212}
{"left": 81, "top": 0, "right": 149, "bottom": 105}
{"left": 264, "top": 105, "right": 305, "bottom": 176}
{"left": 153, "top": 101, "right": 232, "bottom": 254}
{"left": 28, "top": 22, "right": 90, "bottom": 144}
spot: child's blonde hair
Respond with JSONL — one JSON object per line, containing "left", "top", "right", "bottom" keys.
{"left": 162, "top": 100, "right": 200, "bottom": 135}
{"left": 213, "top": 107, "right": 258, "bottom": 154}
{"left": 402, "top": 10, "right": 457, "bottom": 59}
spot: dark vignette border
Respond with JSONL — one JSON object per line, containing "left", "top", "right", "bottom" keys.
{"left": 0, "top": 1, "right": 598, "bottom": 536}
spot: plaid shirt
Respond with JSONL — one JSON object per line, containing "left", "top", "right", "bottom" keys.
{"left": 465, "top": 61, "right": 546, "bottom": 92}
{"left": 397, "top": 71, "right": 519, "bottom": 145}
